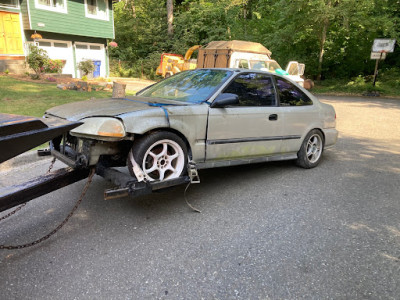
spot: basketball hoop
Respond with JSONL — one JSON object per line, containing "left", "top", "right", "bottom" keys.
{"left": 371, "top": 39, "right": 395, "bottom": 86}
{"left": 372, "top": 39, "right": 396, "bottom": 53}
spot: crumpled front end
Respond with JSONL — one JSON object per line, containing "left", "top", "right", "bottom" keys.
{"left": 44, "top": 114, "right": 132, "bottom": 168}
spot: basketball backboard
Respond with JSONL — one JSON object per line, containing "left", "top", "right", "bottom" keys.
{"left": 372, "top": 39, "right": 396, "bottom": 53}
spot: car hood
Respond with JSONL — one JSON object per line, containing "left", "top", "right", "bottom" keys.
{"left": 45, "top": 97, "right": 167, "bottom": 121}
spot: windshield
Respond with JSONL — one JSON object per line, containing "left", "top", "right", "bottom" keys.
{"left": 250, "top": 60, "right": 281, "bottom": 72}
{"left": 137, "top": 69, "right": 233, "bottom": 103}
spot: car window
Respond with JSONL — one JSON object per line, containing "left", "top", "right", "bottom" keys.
{"left": 250, "top": 60, "right": 281, "bottom": 72}
{"left": 223, "top": 73, "right": 276, "bottom": 107}
{"left": 276, "top": 78, "right": 313, "bottom": 106}
{"left": 137, "top": 69, "right": 233, "bottom": 103}
{"left": 286, "top": 62, "right": 300, "bottom": 75}
{"left": 236, "top": 59, "right": 249, "bottom": 69}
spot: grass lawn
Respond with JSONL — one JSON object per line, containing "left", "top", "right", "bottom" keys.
{"left": 0, "top": 75, "right": 114, "bottom": 117}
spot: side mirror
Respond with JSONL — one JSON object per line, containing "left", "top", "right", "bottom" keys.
{"left": 210, "top": 93, "right": 239, "bottom": 108}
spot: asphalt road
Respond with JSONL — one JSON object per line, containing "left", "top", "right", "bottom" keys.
{"left": 1, "top": 95, "right": 399, "bottom": 299}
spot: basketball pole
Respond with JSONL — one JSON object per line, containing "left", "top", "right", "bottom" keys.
{"left": 372, "top": 52, "right": 383, "bottom": 87}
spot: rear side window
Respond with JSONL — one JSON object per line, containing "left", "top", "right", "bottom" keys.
{"left": 276, "top": 78, "right": 312, "bottom": 106}
{"left": 223, "top": 73, "right": 276, "bottom": 107}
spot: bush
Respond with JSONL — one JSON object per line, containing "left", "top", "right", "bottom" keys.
{"left": 109, "top": 52, "right": 161, "bottom": 80}
{"left": 44, "top": 59, "right": 65, "bottom": 74}
{"left": 27, "top": 44, "right": 49, "bottom": 78}
{"left": 77, "top": 59, "right": 95, "bottom": 76}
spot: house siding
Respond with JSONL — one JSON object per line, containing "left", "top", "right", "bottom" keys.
{"left": 25, "top": 0, "right": 114, "bottom": 39}
{"left": 20, "top": 0, "right": 30, "bottom": 29}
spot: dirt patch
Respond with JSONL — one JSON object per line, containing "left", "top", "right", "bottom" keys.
{"left": 6, "top": 73, "right": 104, "bottom": 85}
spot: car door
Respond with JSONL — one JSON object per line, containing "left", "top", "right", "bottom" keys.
{"left": 274, "top": 77, "right": 319, "bottom": 153}
{"left": 206, "top": 72, "right": 284, "bottom": 161}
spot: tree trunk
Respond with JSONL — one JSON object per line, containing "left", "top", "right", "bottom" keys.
{"left": 131, "top": 0, "right": 136, "bottom": 18}
{"left": 112, "top": 81, "right": 126, "bottom": 98}
{"left": 317, "top": 19, "right": 328, "bottom": 81}
{"left": 167, "top": 0, "right": 173, "bottom": 36}
{"left": 77, "top": 81, "right": 89, "bottom": 92}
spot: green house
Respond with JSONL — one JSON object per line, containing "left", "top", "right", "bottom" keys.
{"left": 0, "top": 0, "right": 115, "bottom": 77}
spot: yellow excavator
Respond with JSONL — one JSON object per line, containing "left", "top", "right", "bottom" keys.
{"left": 156, "top": 45, "right": 201, "bottom": 78}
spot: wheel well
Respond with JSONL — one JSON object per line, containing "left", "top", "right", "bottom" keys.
{"left": 134, "top": 128, "right": 193, "bottom": 159}
{"left": 314, "top": 128, "right": 325, "bottom": 146}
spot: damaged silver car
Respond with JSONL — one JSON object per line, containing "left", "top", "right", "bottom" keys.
{"left": 44, "top": 69, "right": 338, "bottom": 182}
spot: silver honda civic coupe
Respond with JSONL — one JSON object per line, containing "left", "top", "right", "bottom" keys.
{"left": 44, "top": 68, "right": 338, "bottom": 182}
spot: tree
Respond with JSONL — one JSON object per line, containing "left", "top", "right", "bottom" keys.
{"left": 167, "top": 0, "right": 173, "bottom": 36}
{"left": 110, "top": 0, "right": 399, "bottom": 79}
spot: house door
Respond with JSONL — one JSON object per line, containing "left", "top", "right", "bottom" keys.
{"left": 0, "top": 12, "right": 23, "bottom": 55}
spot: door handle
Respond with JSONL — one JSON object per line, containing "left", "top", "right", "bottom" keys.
{"left": 269, "top": 114, "right": 278, "bottom": 121}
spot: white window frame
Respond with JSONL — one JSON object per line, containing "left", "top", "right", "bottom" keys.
{"left": 0, "top": 0, "right": 19, "bottom": 9}
{"left": 36, "top": 39, "right": 72, "bottom": 49}
{"left": 75, "top": 42, "right": 104, "bottom": 52}
{"left": 84, "top": 0, "right": 109, "bottom": 21}
{"left": 35, "top": 0, "right": 67, "bottom": 14}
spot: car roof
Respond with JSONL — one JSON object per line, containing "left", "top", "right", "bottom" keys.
{"left": 195, "top": 68, "right": 315, "bottom": 101}
{"left": 196, "top": 67, "right": 289, "bottom": 81}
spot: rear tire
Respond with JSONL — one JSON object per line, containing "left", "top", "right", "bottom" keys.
{"left": 128, "top": 131, "right": 188, "bottom": 181}
{"left": 296, "top": 129, "right": 324, "bottom": 169}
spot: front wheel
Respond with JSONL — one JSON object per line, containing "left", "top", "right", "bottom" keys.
{"left": 296, "top": 129, "right": 324, "bottom": 169}
{"left": 128, "top": 131, "right": 188, "bottom": 181}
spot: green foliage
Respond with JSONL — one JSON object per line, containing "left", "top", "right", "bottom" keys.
{"left": 110, "top": 52, "right": 161, "bottom": 80}
{"left": 313, "top": 68, "right": 400, "bottom": 97}
{"left": 111, "top": 0, "right": 400, "bottom": 81}
{"left": 4, "top": 69, "right": 9, "bottom": 75}
{"left": 27, "top": 44, "right": 49, "bottom": 78}
{"left": 77, "top": 59, "right": 95, "bottom": 76}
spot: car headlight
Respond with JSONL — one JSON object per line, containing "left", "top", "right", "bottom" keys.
{"left": 70, "top": 117, "right": 126, "bottom": 139}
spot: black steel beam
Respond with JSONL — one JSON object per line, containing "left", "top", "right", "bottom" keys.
{"left": 0, "top": 167, "right": 90, "bottom": 213}
{"left": 0, "top": 113, "right": 82, "bottom": 163}
{"left": 96, "top": 164, "right": 190, "bottom": 200}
